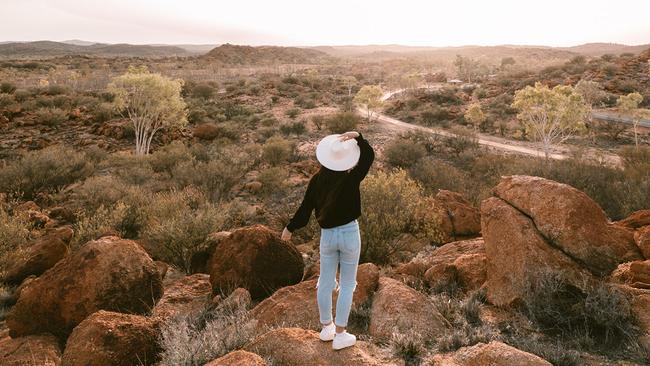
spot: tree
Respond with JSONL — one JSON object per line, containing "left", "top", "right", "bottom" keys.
{"left": 512, "top": 82, "right": 589, "bottom": 160}
{"left": 109, "top": 66, "right": 187, "bottom": 155}
{"left": 342, "top": 75, "right": 357, "bottom": 96}
{"left": 354, "top": 85, "right": 384, "bottom": 121}
{"left": 453, "top": 55, "right": 480, "bottom": 82}
{"left": 500, "top": 57, "right": 516, "bottom": 69}
{"left": 617, "top": 92, "right": 646, "bottom": 148}
{"left": 464, "top": 103, "right": 486, "bottom": 131}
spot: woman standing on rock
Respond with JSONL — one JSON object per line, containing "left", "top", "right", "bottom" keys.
{"left": 281, "top": 131, "right": 375, "bottom": 351}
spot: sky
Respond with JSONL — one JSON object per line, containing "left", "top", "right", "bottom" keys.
{"left": 2, "top": 0, "right": 650, "bottom": 47}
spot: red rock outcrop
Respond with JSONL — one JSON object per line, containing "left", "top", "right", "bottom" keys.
{"left": 434, "top": 190, "right": 482, "bottom": 238}
{"left": 368, "top": 277, "right": 450, "bottom": 341}
{"left": 4, "top": 226, "right": 72, "bottom": 284}
{"left": 204, "top": 350, "right": 267, "bottom": 366}
{"left": 250, "top": 263, "right": 379, "bottom": 331}
{"left": 244, "top": 327, "right": 397, "bottom": 366}
{"left": 153, "top": 273, "right": 212, "bottom": 321}
{"left": 61, "top": 311, "right": 160, "bottom": 366}
{"left": 209, "top": 225, "right": 303, "bottom": 300}
{"left": 7, "top": 236, "right": 163, "bottom": 339}
{"left": 0, "top": 334, "right": 62, "bottom": 366}
{"left": 616, "top": 210, "right": 650, "bottom": 230}
{"left": 429, "top": 341, "right": 552, "bottom": 366}
{"left": 493, "top": 176, "right": 641, "bottom": 275}
{"left": 480, "top": 197, "right": 595, "bottom": 306}
{"left": 634, "top": 226, "right": 650, "bottom": 259}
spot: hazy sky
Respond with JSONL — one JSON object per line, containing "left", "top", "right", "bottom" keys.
{"left": 3, "top": 0, "right": 650, "bottom": 46}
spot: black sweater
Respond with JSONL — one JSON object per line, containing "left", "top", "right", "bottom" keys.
{"left": 286, "top": 133, "right": 375, "bottom": 232}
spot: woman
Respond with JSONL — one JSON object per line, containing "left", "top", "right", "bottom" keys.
{"left": 281, "top": 131, "right": 375, "bottom": 350}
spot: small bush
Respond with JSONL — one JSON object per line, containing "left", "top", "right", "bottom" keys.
{"left": 262, "top": 136, "right": 293, "bottom": 166}
{"left": 326, "top": 112, "right": 359, "bottom": 133}
{"left": 409, "top": 157, "right": 470, "bottom": 197}
{"left": 389, "top": 332, "right": 425, "bottom": 366}
{"left": 149, "top": 141, "right": 193, "bottom": 174}
{"left": 280, "top": 121, "right": 306, "bottom": 136}
{"left": 71, "top": 203, "right": 128, "bottom": 249}
{"left": 158, "top": 295, "right": 255, "bottom": 365}
{"left": 44, "top": 85, "right": 69, "bottom": 96}
{"left": 0, "top": 145, "right": 94, "bottom": 200}
{"left": 0, "top": 83, "right": 16, "bottom": 94}
{"left": 360, "top": 170, "right": 445, "bottom": 264}
{"left": 446, "top": 127, "right": 479, "bottom": 157}
{"left": 257, "top": 167, "right": 288, "bottom": 196}
{"left": 385, "top": 139, "right": 427, "bottom": 168}
{"left": 34, "top": 107, "right": 68, "bottom": 126}
{"left": 193, "top": 123, "right": 220, "bottom": 140}
{"left": 0, "top": 206, "right": 30, "bottom": 275}
{"left": 192, "top": 83, "right": 215, "bottom": 99}
{"left": 285, "top": 107, "right": 301, "bottom": 119}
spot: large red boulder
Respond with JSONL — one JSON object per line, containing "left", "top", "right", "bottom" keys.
{"left": 397, "top": 238, "right": 485, "bottom": 280}
{"left": 153, "top": 274, "right": 212, "bottom": 322}
{"left": 244, "top": 327, "right": 398, "bottom": 366}
{"left": 0, "top": 334, "right": 62, "bottom": 366}
{"left": 61, "top": 311, "right": 160, "bottom": 366}
{"left": 434, "top": 190, "right": 481, "bottom": 238}
{"left": 480, "top": 197, "right": 594, "bottom": 306}
{"left": 368, "top": 277, "right": 450, "bottom": 341}
{"left": 493, "top": 176, "right": 641, "bottom": 275}
{"left": 204, "top": 350, "right": 266, "bottom": 366}
{"left": 4, "top": 226, "right": 72, "bottom": 284}
{"left": 635, "top": 226, "right": 650, "bottom": 259}
{"left": 208, "top": 225, "right": 304, "bottom": 300}
{"left": 250, "top": 263, "right": 379, "bottom": 331}
{"left": 429, "top": 341, "right": 552, "bottom": 366}
{"left": 7, "top": 236, "right": 163, "bottom": 339}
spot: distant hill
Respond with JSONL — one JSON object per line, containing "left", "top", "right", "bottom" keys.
{"left": 202, "top": 44, "right": 334, "bottom": 65}
{"left": 559, "top": 43, "right": 650, "bottom": 56}
{"left": 0, "top": 41, "right": 191, "bottom": 59}
{"left": 62, "top": 39, "right": 97, "bottom": 46}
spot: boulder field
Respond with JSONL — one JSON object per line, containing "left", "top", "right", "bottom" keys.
{"left": 1, "top": 176, "right": 649, "bottom": 364}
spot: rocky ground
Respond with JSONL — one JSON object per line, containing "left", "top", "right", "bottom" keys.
{"left": 0, "top": 174, "right": 649, "bottom": 365}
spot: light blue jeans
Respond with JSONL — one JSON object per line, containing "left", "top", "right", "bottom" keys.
{"left": 316, "top": 219, "right": 361, "bottom": 328}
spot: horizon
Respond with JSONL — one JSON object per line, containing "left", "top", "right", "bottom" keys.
{"left": 3, "top": 0, "right": 650, "bottom": 47}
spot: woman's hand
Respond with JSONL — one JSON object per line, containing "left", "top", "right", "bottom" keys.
{"left": 339, "top": 131, "right": 360, "bottom": 141}
{"left": 281, "top": 227, "right": 292, "bottom": 241}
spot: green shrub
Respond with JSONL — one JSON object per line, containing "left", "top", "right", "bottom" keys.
{"left": 258, "top": 167, "right": 288, "bottom": 196}
{"left": 262, "top": 136, "right": 293, "bottom": 166}
{"left": 285, "top": 107, "right": 301, "bottom": 119}
{"left": 0, "top": 145, "right": 94, "bottom": 200}
{"left": 149, "top": 141, "right": 193, "bottom": 174}
{"left": 0, "top": 83, "right": 16, "bottom": 94}
{"left": 280, "top": 121, "right": 306, "bottom": 136}
{"left": 143, "top": 189, "right": 225, "bottom": 273}
{"left": 360, "top": 170, "right": 445, "bottom": 264}
{"left": 385, "top": 139, "right": 427, "bottom": 168}
{"left": 326, "top": 111, "right": 359, "bottom": 133}
{"left": 446, "top": 127, "right": 479, "bottom": 157}
{"left": 92, "top": 102, "right": 115, "bottom": 123}
{"left": 13, "top": 89, "right": 32, "bottom": 102}
{"left": 192, "top": 83, "right": 215, "bottom": 99}
{"left": 44, "top": 85, "right": 69, "bottom": 96}
{"left": 71, "top": 203, "right": 128, "bottom": 249}
{"left": 0, "top": 206, "right": 30, "bottom": 276}
{"left": 409, "top": 157, "right": 470, "bottom": 197}
{"left": 34, "top": 107, "right": 68, "bottom": 126}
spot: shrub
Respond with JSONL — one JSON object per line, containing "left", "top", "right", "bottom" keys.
{"left": 0, "top": 82, "right": 16, "bottom": 94}
{"left": 389, "top": 332, "right": 425, "bottom": 366}
{"left": 158, "top": 296, "right": 255, "bottom": 365}
{"left": 71, "top": 203, "right": 128, "bottom": 249}
{"left": 522, "top": 270, "right": 644, "bottom": 356}
{"left": 72, "top": 175, "right": 132, "bottom": 213}
{"left": 326, "top": 111, "right": 359, "bottom": 133}
{"left": 409, "top": 157, "right": 470, "bottom": 197}
{"left": 13, "top": 89, "right": 32, "bottom": 102}
{"left": 143, "top": 190, "right": 225, "bottom": 273}
{"left": 193, "top": 123, "right": 220, "bottom": 140}
{"left": 92, "top": 102, "right": 115, "bottom": 123}
{"left": 44, "top": 85, "right": 69, "bottom": 95}
{"left": 34, "top": 107, "right": 68, "bottom": 126}
{"left": 0, "top": 206, "right": 30, "bottom": 275}
{"left": 0, "top": 145, "right": 94, "bottom": 200}
{"left": 262, "top": 136, "right": 293, "bottom": 166}
{"left": 360, "top": 170, "right": 444, "bottom": 264}
{"left": 280, "top": 121, "right": 306, "bottom": 136}
{"left": 385, "top": 139, "right": 427, "bottom": 168}
{"left": 446, "top": 127, "right": 479, "bottom": 157}
{"left": 149, "top": 141, "right": 193, "bottom": 174}
{"left": 192, "top": 83, "right": 215, "bottom": 99}
{"left": 285, "top": 107, "right": 301, "bottom": 119}
{"left": 257, "top": 167, "right": 288, "bottom": 196}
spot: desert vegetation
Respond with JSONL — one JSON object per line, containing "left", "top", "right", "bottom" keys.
{"left": 0, "top": 41, "right": 649, "bottom": 366}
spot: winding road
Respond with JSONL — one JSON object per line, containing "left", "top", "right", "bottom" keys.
{"left": 359, "top": 87, "right": 622, "bottom": 166}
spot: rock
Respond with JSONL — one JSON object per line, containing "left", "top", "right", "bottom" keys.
{"left": 28, "top": 210, "right": 51, "bottom": 227}
{"left": 434, "top": 190, "right": 481, "bottom": 238}
{"left": 635, "top": 226, "right": 650, "bottom": 259}
{"left": 61, "top": 310, "right": 160, "bottom": 366}
{"left": 429, "top": 341, "right": 552, "bottom": 366}
{"left": 204, "top": 350, "right": 266, "bottom": 366}
{"left": 14, "top": 201, "right": 39, "bottom": 212}
{"left": 244, "top": 327, "right": 397, "bottom": 366}
{"left": 452, "top": 253, "right": 488, "bottom": 291}
{"left": 154, "top": 261, "right": 169, "bottom": 280}
{"left": 397, "top": 238, "right": 485, "bottom": 279}
{"left": 47, "top": 206, "right": 75, "bottom": 224}
{"left": 0, "top": 334, "right": 62, "bottom": 366}
{"left": 616, "top": 210, "right": 650, "bottom": 229}
{"left": 250, "top": 263, "right": 379, "bottom": 331}
{"left": 4, "top": 226, "right": 72, "bottom": 284}
{"left": 153, "top": 274, "right": 212, "bottom": 322}
{"left": 480, "top": 197, "right": 594, "bottom": 306}
{"left": 245, "top": 181, "right": 263, "bottom": 193}
{"left": 190, "top": 231, "right": 231, "bottom": 274}
{"left": 7, "top": 236, "right": 163, "bottom": 339}
{"left": 611, "top": 261, "right": 650, "bottom": 288}
{"left": 193, "top": 123, "right": 220, "bottom": 140}
{"left": 209, "top": 225, "right": 304, "bottom": 300}
{"left": 493, "top": 175, "right": 642, "bottom": 275}
{"left": 368, "top": 277, "right": 449, "bottom": 341}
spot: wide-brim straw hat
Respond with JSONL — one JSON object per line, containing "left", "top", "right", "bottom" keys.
{"left": 316, "top": 134, "right": 361, "bottom": 171}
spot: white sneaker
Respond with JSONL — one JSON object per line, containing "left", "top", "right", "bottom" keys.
{"left": 332, "top": 331, "right": 356, "bottom": 350}
{"left": 319, "top": 323, "right": 336, "bottom": 341}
